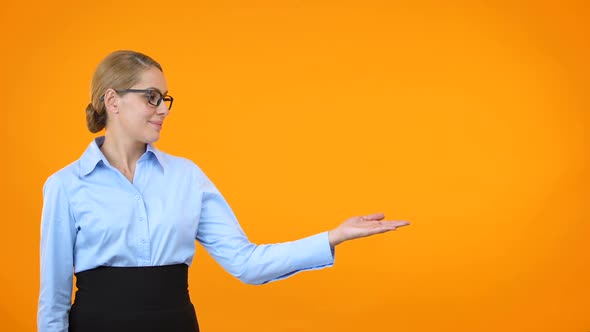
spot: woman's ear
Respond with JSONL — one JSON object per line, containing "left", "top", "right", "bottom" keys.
{"left": 104, "top": 88, "right": 120, "bottom": 114}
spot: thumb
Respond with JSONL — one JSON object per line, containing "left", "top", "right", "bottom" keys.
{"left": 361, "top": 213, "right": 385, "bottom": 221}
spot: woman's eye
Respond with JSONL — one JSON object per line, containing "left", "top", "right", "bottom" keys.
{"left": 146, "top": 92, "right": 158, "bottom": 103}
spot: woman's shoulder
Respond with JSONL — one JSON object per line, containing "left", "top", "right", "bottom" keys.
{"left": 154, "top": 149, "right": 209, "bottom": 180}
{"left": 42, "top": 160, "right": 81, "bottom": 194}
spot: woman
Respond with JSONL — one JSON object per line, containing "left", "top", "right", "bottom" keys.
{"left": 37, "top": 50, "right": 410, "bottom": 332}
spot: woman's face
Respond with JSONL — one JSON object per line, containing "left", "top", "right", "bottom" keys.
{"left": 116, "top": 66, "right": 170, "bottom": 144}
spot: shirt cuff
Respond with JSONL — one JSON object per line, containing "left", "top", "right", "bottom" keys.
{"left": 289, "top": 231, "right": 335, "bottom": 271}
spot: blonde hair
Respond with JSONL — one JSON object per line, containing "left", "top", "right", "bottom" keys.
{"left": 85, "top": 50, "right": 163, "bottom": 133}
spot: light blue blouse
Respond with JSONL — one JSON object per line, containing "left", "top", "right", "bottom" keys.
{"left": 38, "top": 136, "right": 335, "bottom": 331}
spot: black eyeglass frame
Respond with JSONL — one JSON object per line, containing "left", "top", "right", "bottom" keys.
{"left": 99, "top": 89, "right": 174, "bottom": 110}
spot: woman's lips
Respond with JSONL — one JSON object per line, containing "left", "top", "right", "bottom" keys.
{"left": 149, "top": 121, "right": 163, "bottom": 130}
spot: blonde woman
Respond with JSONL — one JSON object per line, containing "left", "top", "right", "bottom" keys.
{"left": 37, "top": 50, "right": 410, "bottom": 332}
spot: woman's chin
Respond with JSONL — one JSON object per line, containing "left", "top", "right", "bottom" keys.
{"left": 143, "top": 133, "right": 161, "bottom": 144}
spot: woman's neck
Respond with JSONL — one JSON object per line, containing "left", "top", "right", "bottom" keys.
{"left": 99, "top": 133, "right": 146, "bottom": 182}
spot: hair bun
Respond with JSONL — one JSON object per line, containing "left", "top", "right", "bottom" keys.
{"left": 85, "top": 102, "right": 106, "bottom": 133}
{"left": 85, "top": 102, "right": 95, "bottom": 113}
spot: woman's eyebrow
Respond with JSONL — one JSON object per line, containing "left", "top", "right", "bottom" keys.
{"left": 146, "top": 87, "right": 168, "bottom": 95}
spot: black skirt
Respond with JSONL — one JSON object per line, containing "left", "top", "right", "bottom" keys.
{"left": 68, "top": 264, "right": 199, "bottom": 332}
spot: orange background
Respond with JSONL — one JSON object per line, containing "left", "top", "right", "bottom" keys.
{"left": 0, "top": 0, "right": 588, "bottom": 331}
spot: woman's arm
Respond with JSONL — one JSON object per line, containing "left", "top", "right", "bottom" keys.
{"left": 196, "top": 187, "right": 335, "bottom": 285}
{"left": 38, "top": 175, "right": 77, "bottom": 332}
{"left": 195, "top": 174, "right": 409, "bottom": 285}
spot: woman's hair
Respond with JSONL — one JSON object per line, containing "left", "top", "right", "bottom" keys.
{"left": 86, "top": 50, "right": 163, "bottom": 133}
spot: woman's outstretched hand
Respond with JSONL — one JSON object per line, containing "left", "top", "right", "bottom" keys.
{"left": 328, "top": 213, "right": 410, "bottom": 248}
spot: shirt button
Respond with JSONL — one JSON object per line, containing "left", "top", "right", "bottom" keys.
{"left": 139, "top": 217, "right": 144, "bottom": 221}
{"left": 134, "top": 195, "right": 140, "bottom": 200}
{"left": 141, "top": 239, "right": 147, "bottom": 244}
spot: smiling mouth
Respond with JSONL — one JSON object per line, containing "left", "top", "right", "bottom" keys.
{"left": 149, "top": 121, "right": 163, "bottom": 130}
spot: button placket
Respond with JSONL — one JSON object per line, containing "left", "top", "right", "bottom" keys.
{"left": 134, "top": 192, "right": 151, "bottom": 264}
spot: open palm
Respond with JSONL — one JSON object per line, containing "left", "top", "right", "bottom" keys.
{"left": 329, "top": 213, "right": 410, "bottom": 247}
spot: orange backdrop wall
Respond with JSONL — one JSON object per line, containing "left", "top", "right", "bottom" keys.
{"left": 1, "top": 0, "right": 588, "bottom": 331}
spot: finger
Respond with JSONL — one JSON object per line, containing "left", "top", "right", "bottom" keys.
{"left": 361, "top": 213, "right": 385, "bottom": 221}
{"left": 381, "top": 220, "right": 411, "bottom": 228}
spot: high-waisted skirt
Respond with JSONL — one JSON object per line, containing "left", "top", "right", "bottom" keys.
{"left": 68, "top": 263, "right": 199, "bottom": 332}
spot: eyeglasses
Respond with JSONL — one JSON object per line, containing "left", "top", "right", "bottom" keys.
{"left": 100, "top": 89, "right": 174, "bottom": 110}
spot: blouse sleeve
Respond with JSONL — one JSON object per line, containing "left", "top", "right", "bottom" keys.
{"left": 38, "top": 175, "right": 77, "bottom": 332}
{"left": 195, "top": 174, "right": 335, "bottom": 285}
